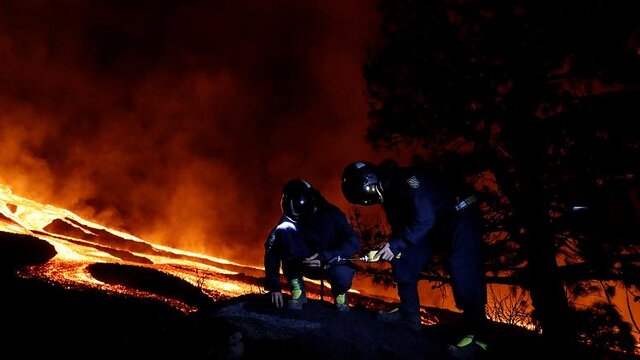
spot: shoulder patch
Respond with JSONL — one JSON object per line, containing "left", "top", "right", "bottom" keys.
{"left": 407, "top": 176, "right": 420, "bottom": 189}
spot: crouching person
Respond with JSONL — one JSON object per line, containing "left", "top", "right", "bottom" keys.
{"left": 263, "top": 179, "right": 360, "bottom": 312}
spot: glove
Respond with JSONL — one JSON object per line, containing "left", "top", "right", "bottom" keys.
{"left": 303, "top": 253, "right": 322, "bottom": 267}
{"left": 373, "top": 243, "right": 402, "bottom": 261}
{"left": 270, "top": 291, "right": 284, "bottom": 309}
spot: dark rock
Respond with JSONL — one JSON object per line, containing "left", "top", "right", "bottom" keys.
{"left": 0, "top": 232, "right": 56, "bottom": 273}
{"left": 88, "top": 262, "right": 218, "bottom": 308}
{"left": 206, "top": 293, "right": 451, "bottom": 360}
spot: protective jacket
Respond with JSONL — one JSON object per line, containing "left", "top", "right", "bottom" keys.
{"left": 264, "top": 199, "right": 359, "bottom": 293}
{"left": 381, "top": 166, "right": 460, "bottom": 255}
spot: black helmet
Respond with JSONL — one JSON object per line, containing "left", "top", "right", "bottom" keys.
{"left": 341, "top": 161, "right": 382, "bottom": 206}
{"left": 281, "top": 179, "right": 318, "bottom": 221}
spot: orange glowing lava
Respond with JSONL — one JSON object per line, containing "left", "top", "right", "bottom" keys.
{"left": 1, "top": 184, "right": 259, "bottom": 312}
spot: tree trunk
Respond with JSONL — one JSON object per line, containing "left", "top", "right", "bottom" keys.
{"left": 511, "top": 119, "right": 577, "bottom": 350}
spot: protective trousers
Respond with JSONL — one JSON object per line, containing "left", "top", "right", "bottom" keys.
{"left": 391, "top": 208, "right": 487, "bottom": 335}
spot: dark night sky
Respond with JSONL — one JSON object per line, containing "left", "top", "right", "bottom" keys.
{"left": 0, "top": 0, "right": 394, "bottom": 263}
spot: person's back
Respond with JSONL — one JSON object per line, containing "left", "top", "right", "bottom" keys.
{"left": 378, "top": 162, "right": 459, "bottom": 234}
{"left": 295, "top": 199, "right": 359, "bottom": 263}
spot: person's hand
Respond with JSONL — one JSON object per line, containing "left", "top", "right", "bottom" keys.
{"left": 270, "top": 291, "right": 284, "bottom": 309}
{"left": 374, "top": 242, "right": 395, "bottom": 261}
{"left": 303, "top": 253, "right": 322, "bottom": 267}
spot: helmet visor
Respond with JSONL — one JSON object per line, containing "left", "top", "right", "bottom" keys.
{"left": 341, "top": 169, "right": 381, "bottom": 206}
{"left": 281, "top": 179, "right": 318, "bottom": 220}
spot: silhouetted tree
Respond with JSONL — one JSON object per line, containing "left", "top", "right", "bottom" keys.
{"left": 361, "top": 0, "right": 640, "bottom": 352}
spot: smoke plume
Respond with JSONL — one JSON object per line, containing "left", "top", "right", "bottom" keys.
{"left": 0, "top": 0, "right": 383, "bottom": 264}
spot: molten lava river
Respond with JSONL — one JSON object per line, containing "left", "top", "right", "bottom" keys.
{"left": 0, "top": 184, "right": 275, "bottom": 313}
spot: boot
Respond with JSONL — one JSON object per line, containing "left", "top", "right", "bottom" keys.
{"left": 376, "top": 308, "right": 421, "bottom": 331}
{"left": 447, "top": 335, "right": 488, "bottom": 360}
{"left": 334, "top": 293, "right": 349, "bottom": 312}
{"left": 286, "top": 278, "right": 307, "bottom": 310}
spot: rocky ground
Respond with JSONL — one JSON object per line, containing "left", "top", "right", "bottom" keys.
{"left": 2, "top": 232, "right": 638, "bottom": 360}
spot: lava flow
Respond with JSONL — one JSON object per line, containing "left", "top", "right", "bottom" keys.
{"left": 0, "top": 183, "right": 267, "bottom": 312}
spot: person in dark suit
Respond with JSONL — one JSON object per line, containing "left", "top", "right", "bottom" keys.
{"left": 341, "top": 159, "right": 487, "bottom": 359}
{"left": 264, "top": 179, "right": 360, "bottom": 312}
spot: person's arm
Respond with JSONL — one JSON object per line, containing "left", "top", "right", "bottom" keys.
{"left": 388, "top": 192, "right": 436, "bottom": 254}
{"left": 320, "top": 210, "right": 360, "bottom": 262}
{"left": 264, "top": 227, "right": 282, "bottom": 293}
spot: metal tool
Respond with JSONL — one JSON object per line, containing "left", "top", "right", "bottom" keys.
{"left": 455, "top": 195, "right": 478, "bottom": 211}
{"left": 324, "top": 250, "right": 401, "bottom": 269}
